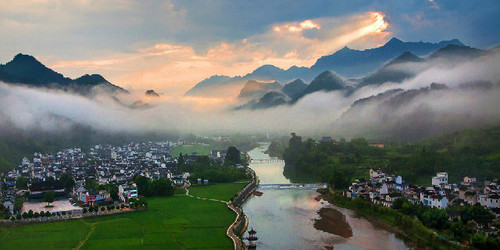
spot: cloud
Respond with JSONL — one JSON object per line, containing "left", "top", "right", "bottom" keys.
{"left": 0, "top": 47, "right": 499, "bottom": 141}
{"left": 49, "top": 11, "right": 390, "bottom": 96}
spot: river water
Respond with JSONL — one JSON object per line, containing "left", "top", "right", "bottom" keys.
{"left": 242, "top": 143, "right": 408, "bottom": 250}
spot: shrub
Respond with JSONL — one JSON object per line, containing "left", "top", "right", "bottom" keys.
{"left": 16, "top": 214, "right": 21, "bottom": 220}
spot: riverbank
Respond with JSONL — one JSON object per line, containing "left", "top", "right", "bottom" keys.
{"left": 318, "top": 188, "right": 456, "bottom": 250}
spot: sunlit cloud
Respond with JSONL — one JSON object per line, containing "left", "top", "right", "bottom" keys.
{"left": 49, "top": 11, "right": 391, "bottom": 96}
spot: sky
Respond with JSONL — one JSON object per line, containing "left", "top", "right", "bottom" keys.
{"left": 1, "top": 0, "right": 499, "bottom": 96}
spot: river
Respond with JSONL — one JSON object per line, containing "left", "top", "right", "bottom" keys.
{"left": 242, "top": 143, "right": 409, "bottom": 250}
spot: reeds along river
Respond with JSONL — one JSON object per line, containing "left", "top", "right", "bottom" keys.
{"left": 242, "top": 143, "right": 409, "bottom": 250}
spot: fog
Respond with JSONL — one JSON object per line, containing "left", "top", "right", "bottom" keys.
{"left": 0, "top": 49, "right": 499, "bottom": 140}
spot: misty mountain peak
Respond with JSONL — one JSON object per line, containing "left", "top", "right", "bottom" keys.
{"left": 145, "top": 89, "right": 160, "bottom": 97}
{"left": 387, "top": 51, "right": 424, "bottom": 66}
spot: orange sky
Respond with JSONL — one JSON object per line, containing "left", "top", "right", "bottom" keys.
{"left": 49, "top": 12, "right": 390, "bottom": 96}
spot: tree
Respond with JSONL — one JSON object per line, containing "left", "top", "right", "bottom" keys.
{"left": 16, "top": 176, "right": 29, "bottom": 189}
{"left": 84, "top": 178, "right": 99, "bottom": 191}
{"left": 329, "top": 171, "right": 349, "bottom": 189}
{"left": 225, "top": 146, "right": 241, "bottom": 165}
{"left": 14, "top": 196, "right": 23, "bottom": 214}
{"left": 178, "top": 153, "right": 185, "bottom": 166}
{"left": 44, "top": 191, "right": 54, "bottom": 206}
{"left": 59, "top": 173, "right": 75, "bottom": 194}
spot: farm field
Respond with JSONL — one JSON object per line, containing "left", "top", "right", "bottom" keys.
{"left": 0, "top": 184, "right": 243, "bottom": 249}
{"left": 171, "top": 145, "right": 220, "bottom": 157}
{"left": 189, "top": 183, "right": 248, "bottom": 201}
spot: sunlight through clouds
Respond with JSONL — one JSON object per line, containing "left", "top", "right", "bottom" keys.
{"left": 49, "top": 12, "right": 391, "bottom": 96}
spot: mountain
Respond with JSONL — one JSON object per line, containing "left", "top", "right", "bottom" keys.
{"left": 236, "top": 91, "right": 289, "bottom": 110}
{"left": 310, "top": 37, "right": 464, "bottom": 77}
{"left": 184, "top": 75, "right": 243, "bottom": 97}
{"left": 0, "top": 53, "right": 127, "bottom": 95}
{"left": 358, "top": 52, "right": 425, "bottom": 87}
{"left": 185, "top": 38, "right": 464, "bottom": 97}
{"left": 145, "top": 89, "right": 160, "bottom": 97}
{"left": 428, "top": 44, "right": 484, "bottom": 60}
{"left": 0, "top": 53, "right": 71, "bottom": 86}
{"left": 282, "top": 79, "right": 307, "bottom": 99}
{"left": 238, "top": 80, "right": 282, "bottom": 99}
{"left": 293, "top": 71, "right": 348, "bottom": 101}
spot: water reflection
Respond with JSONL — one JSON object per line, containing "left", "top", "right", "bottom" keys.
{"left": 243, "top": 143, "right": 408, "bottom": 250}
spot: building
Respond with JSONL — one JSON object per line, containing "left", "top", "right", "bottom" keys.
{"left": 420, "top": 192, "right": 449, "bottom": 209}
{"left": 432, "top": 172, "right": 448, "bottom": 187}
{"left": 76, "top": 187, "right": 112, "bottom": 206}
{"left": 463, "top": 176, "right": 477, "bottom": 184}
{"left": 478, "top": 194, "right": 500, "bottom": 208}
{"left": 118, "top": 183, "right": 138, "bottom": 203}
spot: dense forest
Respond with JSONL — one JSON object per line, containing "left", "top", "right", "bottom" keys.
{"left": 281, "top": 126, "right": 500, "bottom": 185}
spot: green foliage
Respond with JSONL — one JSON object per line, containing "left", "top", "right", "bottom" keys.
{"left": 58, "top": 173, "right": 75, "bottom": 194}
{"left": 283, "top": 135, "right": 383, "bottom": 183}
{"left": 134, "top": 176, "right": 174, "bottom": 197}
{"left": 180, "top": 156, "right": 249, "bottom": 183}
{"left": 283, "top": 126, "right": 500, "bottom": 185}
{"left": 84, "top": 178, "right": 100, "bottom": 191}
{"left": 16, "top": 176, "right": 28, "bottom": 189}
{"left": 14, "top": 196, "right": 23, "bottom": 214}
{"left": 224, "top": 146, "right": 241, "bottom": 165}
{"left": 43, "top": 192, "right": 54, "bottom": 205}
{"left": 100, "top": 183, "right": 119, "bottom": 200}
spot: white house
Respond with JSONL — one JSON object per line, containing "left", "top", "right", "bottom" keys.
{"left": 421, "top": 193, "right": 449, "bottom": 209}
{"left": 432, "top": 172, "right": 448, "bottom": 187}
{"left": 478, "top": 194, "right": 500, "bottom": 208}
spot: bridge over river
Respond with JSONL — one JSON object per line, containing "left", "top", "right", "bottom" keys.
{"left": 257, "top": 183, "right": 327, "bottom": 190}
{"left": 250, "top": 158, "right": 284, "bottom": 164}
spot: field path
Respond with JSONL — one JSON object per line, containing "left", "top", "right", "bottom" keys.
{"left": 75, "top": 219, "right": 95, "bottom": 250}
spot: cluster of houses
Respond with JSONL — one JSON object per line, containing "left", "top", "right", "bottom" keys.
{"left": 346, "top": 169, "right": 500, "bottom": 215}
{"left": 1, "top": 140, "right": 229, "bottom": 213}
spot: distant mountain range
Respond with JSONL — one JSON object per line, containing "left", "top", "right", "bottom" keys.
{"left": 185, "top": 37, "right": 465, "bottom": 97}
{"left": 0, "top": 53, "right": 127, "bottom": 95}
{"left": 236, "top": 43, "right": 491, "bottom": 110}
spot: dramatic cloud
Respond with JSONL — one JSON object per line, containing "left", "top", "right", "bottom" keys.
{"left": 2, "top": 0, "right": 499, "bottom": 96}
{"left": 50, "top": 12, "right": 389, "bottom": 95}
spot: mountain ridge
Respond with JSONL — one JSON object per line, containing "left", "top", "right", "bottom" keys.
{"left": 0, "top": 53, "right": 127, "bottom": 95}
{"left": 185, "top": 37, "right": 465, "bottom": 97}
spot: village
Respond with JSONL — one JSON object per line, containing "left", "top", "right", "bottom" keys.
{"left": 345, "top": 169, "right": 500, "bottom": 230}
{"left": 0, "top": 140, "right": 230, "bottom": 219}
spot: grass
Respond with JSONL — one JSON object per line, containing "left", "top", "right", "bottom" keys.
{"left": 171, "top": 145, "right": 219, "bottom": 157}
{"left": 0, "top": 183, "right": 246, "bottom": 249}
{"left": 189, "top": 183, "right": 248, "bottom": 201}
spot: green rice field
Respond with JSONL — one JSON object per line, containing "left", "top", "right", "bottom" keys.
{"left": 0, "top": 184, "right": 244, "bottom": 249}
{"left": 189, "top": 183, "right": 248, "bottom": 201}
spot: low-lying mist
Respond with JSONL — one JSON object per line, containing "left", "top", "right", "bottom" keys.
{"left": 1, "top": 48, "right": 499, "bottom": 141}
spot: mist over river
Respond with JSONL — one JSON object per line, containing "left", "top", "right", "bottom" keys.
{"left": 242, "top": 143, "right": 408, "bottom": 250}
